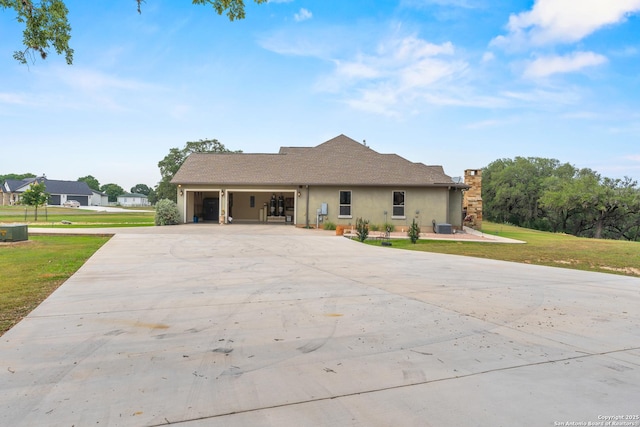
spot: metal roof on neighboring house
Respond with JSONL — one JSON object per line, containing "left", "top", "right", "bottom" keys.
{"left": 3, "top": 178, "right": 37, "bottom": 192}
{"left": 119, "top": 193, "right": 148, "bottom": 198}
{"left": 172, "top": 134, "right": 468, "bottom": 188}
{"left": 13, "top": 178, "right": 93, "bottom": 195}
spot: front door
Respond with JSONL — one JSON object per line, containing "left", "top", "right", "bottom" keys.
{"left": 203, "top": 198, "right": 219, "bottom": 221}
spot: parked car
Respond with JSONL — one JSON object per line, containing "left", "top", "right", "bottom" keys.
{"left": 63, "top": 200, "right": 80, "bottom": 208}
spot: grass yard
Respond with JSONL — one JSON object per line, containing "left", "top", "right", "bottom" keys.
{"left": 0, "top": 235, "right": 110, "bottom": 335}
{"left": 368, "top": 222, "right": 640, "bottom": 277}
{"left": 0, "top": 205, "right": 154, "bottom": 227}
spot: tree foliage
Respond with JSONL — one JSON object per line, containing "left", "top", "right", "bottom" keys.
{"left": 1, "top": 0, "right": 73, "bottom": 64}
{"left": 2, "top": 0, "right": 266, "bottom": 64}
{"left": 78, "top": 175, "right": 100, "bottom": 191}
{"left": 100, "top": 183, "right": 124, "bottom": 203}
{"left": 19, "top": 180, "right": 49, "bottom": 220}
{"left": 483, "top": 157, "right": 640, "bottom": 241}
{"left": 155, "top": 138, "right": 240, "bottom": 202}
{"left": 0, "top": 173, "right": 36, "bottom": 182}
{"left": 130, "top": 183, "right": 152, "bottom": 195}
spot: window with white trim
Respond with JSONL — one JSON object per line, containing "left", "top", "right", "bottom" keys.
{"left": 392, "top": 191, "right": 405, "bottom": 218}
{"left": 339, "top": 190, "right": 352, "bottom": 217}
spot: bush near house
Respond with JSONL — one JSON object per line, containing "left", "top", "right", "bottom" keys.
{"left": 408, "top": 219, "right": 421, "bottom": 243}
{"left": 323, "top": 221, "right": 336, "bottom": 230}
{"left": 155, "top": 199, "right": 180, "bottom": 226}
{"left": 356, "top": 217, "right": 369, "bottom": 242}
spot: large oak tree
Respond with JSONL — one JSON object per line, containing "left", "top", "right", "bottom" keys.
{"left": 1, "top": 0, "right": 266, "bottom": 64}
{"left": 155, "top": 138, "right": 240, "bottom": 202}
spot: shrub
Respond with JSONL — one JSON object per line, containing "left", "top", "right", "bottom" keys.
{"left": 408, "top": 219, "right": 421, "bottom": 243}
{"left": 323, "top": 221, "right": 336, "bottom": 230}
{"left": 155, "top": 199, "right": 180, "bottom": 226}
{"left": 356, "top": 217, "right": 369, "bottom": 242}
{"left": 369, "top": 223, "right": 380, "bottom": 231}
{"left": 383, "top": 222, "right": 395, "bottom": 233}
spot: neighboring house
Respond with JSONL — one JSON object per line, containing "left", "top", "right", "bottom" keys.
{"left": 117, "top": 193, "right": 150, "bottom": 207}
{"left": 171, "top": 134, "right": 469, "bottom": 230}
{"left": 1, "top": 177, "right": 94, "bottom": 206}
{"left": 91, "top": 189, "right": 109, "bottom": 207}
{"left": 1, "top": 178, "right": 36, "bottom": 205}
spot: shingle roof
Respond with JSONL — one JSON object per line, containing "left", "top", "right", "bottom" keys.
{"left": 3, "top": 178, "right": 37, "bottom": 192}
{"left": 119, "top": 193, "right": 148, "bottom": 198}
{"left": 14, "top": 178, "right": 93, "bottom": 195}
{"left": 172, "top": 134, "right": 465, "bottom": 187}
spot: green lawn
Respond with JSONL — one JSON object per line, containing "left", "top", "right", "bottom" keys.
{"left": 367, "top": 222, "right": 640, "bottom": 277}
{"left": 0, "top": 205, "right": 154, "bottom": 227}
{"left": 0, "top": 235, "right": 110, "bottom": 335}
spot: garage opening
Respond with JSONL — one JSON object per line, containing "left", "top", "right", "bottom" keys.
{"left": 226, "top": 191, "right": 296, "bottom": 224}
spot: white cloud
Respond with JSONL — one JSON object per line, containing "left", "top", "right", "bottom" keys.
{"left": 523, "top": 51, "right": 608, "bottom": 78}
{"left": 317, "top": 35, "right": 468, "bottom": 114}
{"left": 561, "top": 111, "right": 601, "bottom": 120}
{"left": 0, "top": 93, "right": 28, "bottom": 106}
{"left": 481, "top": 51, "right": 495, "bottom": 62}
{"left": 501, "top": 88, "right": 581, "bottom": 106}
{"left": 56, "top": 67, "right": 156, "bottom": 92}
{"left": 294, "top": 8, "right": 312, "bottom": 22}
{"left": 492, "top": 0, "right": 640, "bottom": 48}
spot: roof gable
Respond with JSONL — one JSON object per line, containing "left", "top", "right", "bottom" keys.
{"left": 5, "top": 178, "right": 37, "bottom": 192}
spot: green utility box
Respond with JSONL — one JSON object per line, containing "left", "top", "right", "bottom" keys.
{"left": 0, "top": 224, "right": 28, "bottom": 242}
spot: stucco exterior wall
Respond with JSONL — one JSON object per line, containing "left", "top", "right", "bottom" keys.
{"left": 177, "top": 183, "right": 465, "bottom": 229}
{"left": 299, "top": 185, "right": 457, "bottom": 231}
{"left": 448, "top": 188, "right": 464, "bottom": 228}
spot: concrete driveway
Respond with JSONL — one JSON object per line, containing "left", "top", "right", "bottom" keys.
{"left": 1, "top": 225, "right": 639, "bottom": 426}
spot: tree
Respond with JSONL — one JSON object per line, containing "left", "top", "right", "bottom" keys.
{"left": 156, "top": 138, "right": 240, "bottom": 202}
{"left": 538, "top": 164, "right": 581, "bottom": 233}
{"left": 130, "top": 184, "right": 151, "bottom": 195}
{"left": 100, "top": 183, "right": 124, "bottom": 203}
{"left": 1, "top": 0, "right": 72, "bottom": 64}
{"left": 483, "top": 157, "right": 566, "bottom": 229}
{"left": 20, "top": 180, "right": 49, "bottom": 220}
{"left": 78, "top": 175, "right": 100, "bottom": 191}
{"left": 147, "top": 188, "right": 158, "bottom": 205}
{"left": 2, "top": 0, "right": 266, "bottom": 64}
{"left": 484, "top": 156, "right": 640, "bottom": 241}
{"left": 0, "top": 173, "right": 36, "bottom": 183}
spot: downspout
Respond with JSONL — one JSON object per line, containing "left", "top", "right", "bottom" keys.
{"left": 446, "top": 186, "right": 451, "bottom": 225}
{"left": 305, "top": 185, "right": 310, "bottom": 228}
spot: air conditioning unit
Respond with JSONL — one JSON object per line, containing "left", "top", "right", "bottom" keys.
{"left": 435, "top": 223, "right": 453, "bottom": 234}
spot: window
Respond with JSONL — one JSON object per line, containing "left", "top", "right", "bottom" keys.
{"left": 339, "top": 190, "right": 351, "bottom": 217}
{"left": 392, "top": 191, "right": 405, "bottom": 217}
{"left": 250, "top": 195, "right": 255, "bottom": 208}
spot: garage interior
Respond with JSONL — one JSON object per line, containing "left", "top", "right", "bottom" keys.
{"left": 186, "top": 190, "right": 297, "bottom": 224}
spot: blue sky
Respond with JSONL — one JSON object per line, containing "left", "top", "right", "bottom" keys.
{"left": 1, "top": 0, "right": 640, "bottom": 191}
